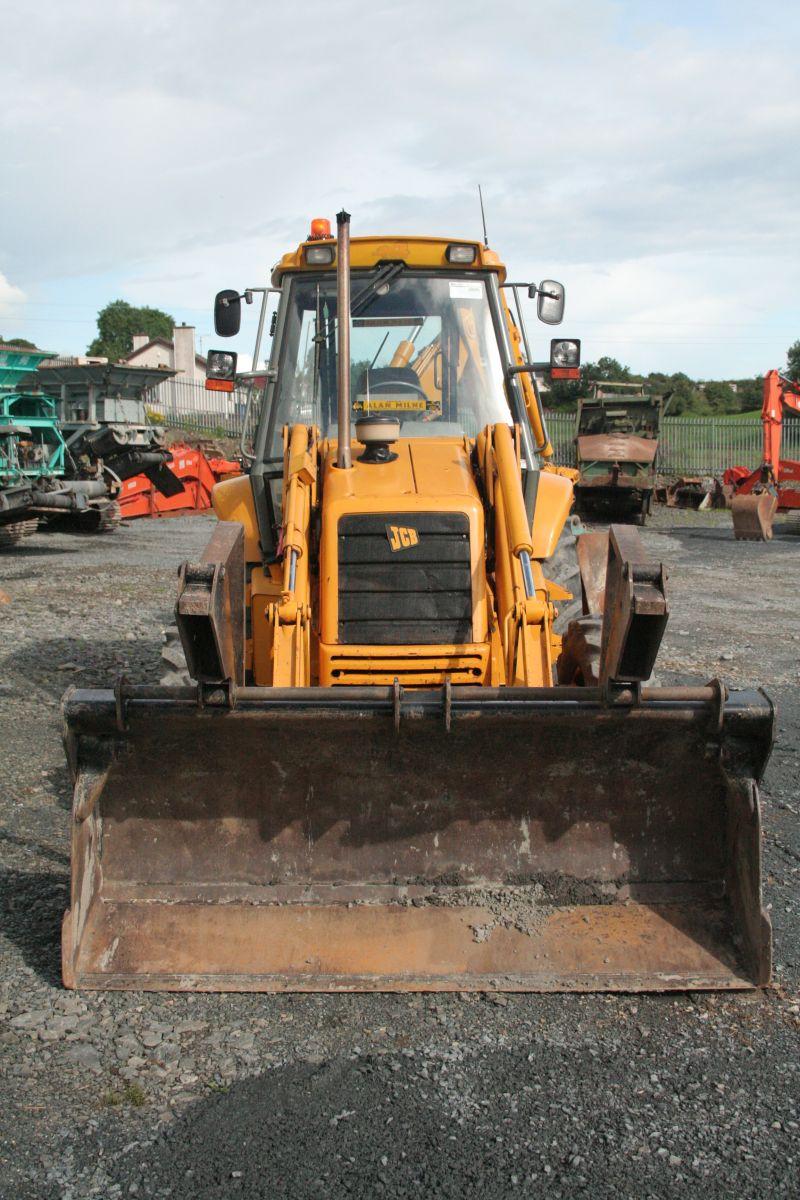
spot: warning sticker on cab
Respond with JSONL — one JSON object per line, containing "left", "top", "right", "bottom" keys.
{"left": 449, "top": 281, "right": 483, "bottom": 300}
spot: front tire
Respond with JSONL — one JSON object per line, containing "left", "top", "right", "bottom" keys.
{"left": 545, "top": 516, "right": 585, "bottom": 635}
{"left": 557, "top": 615, "right": 602, "bottom": 685}
{"left": 160, "top": 625, "right": 192, "bottom": 687}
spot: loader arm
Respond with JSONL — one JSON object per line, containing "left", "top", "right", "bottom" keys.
{"left": 761, "top": 368, "right": 800, "bottom": 475}
{"left": 501, "top": 294, "right": 554, "bottom": 460}
{"left": 730, "top": 369, "right": 800, "bottom": 538}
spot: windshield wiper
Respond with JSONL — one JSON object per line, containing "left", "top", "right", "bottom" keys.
{"left": 350, "top": 262, "right": 405, "bottom": 317}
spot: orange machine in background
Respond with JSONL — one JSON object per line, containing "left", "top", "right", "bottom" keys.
{"left": 724, "top": 370, "right": 800, "bottom": 539}
{"left": 118, "top": 443, "right": 242, "bottom": 520}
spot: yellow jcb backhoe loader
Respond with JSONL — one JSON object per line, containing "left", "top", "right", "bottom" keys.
{"left": 61, "top": 213, "right": 773, "bottom": 992}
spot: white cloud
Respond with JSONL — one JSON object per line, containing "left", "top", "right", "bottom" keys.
{"left": 532, "top": 251, "right": 797, "bottom": 378}
{"left": 0, "top": 273, "right": 25, "bottom": 305}
{"left": 0, "top": 0, "right": 798, "bottom": 372}
{"left": 0, "top": 273, "right": 27, "bottom": 338}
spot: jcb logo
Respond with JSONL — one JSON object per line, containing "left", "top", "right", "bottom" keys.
{"left": 386, "top": 524, "right": 419, "bottom": 552}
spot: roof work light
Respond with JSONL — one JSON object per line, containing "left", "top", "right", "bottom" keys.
{"left": 445, "top": 244, "right": 478, "bottom": 264}
{"left": 305, "top": 244, "right": 336, "bottom": 265}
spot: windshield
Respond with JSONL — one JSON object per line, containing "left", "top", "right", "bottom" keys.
{"left": 267, "top": 271, "right": 514, "bottom": 454}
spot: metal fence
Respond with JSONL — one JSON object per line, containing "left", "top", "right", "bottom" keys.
{"left": 145, "top": 381, "right": 797, "bottom": 479}
{"left": 146, "top": 377, "right": 262, "bottom": 448}
{"left": 544, "top": 411, "right": 800, "bottom": 478}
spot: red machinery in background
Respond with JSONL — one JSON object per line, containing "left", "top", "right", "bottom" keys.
{"left": 118, "top": 443, "right": 242, "bottom": 520}
{"left": 724, "top": 370, "right": 800, "bottom": 540}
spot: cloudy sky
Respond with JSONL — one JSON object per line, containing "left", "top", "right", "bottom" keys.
{"left": 1, "top": 0, "right": 798, "bottom": 378}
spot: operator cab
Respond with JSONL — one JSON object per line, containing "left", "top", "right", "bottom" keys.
{"left": 209, "top": 220, "right": 578, "bottom": 557}
{"left": 267, "top": 268, "right": 514, "bottom": 452}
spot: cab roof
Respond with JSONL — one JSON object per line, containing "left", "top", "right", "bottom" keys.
{"left": 271, "top": 235, "right": 506, "bottom": 287}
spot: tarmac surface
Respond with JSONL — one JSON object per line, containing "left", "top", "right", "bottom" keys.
{"left": 0, "top": 507, "right": 798, "bottom": 1198}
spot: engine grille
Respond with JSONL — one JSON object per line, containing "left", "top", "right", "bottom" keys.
{"left": 337, "top": 512, "right": 472, "bottom": 645}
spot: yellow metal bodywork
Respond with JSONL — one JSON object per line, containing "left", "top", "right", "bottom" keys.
{"left": 317, "top": 436, "right": 493, "bottom": 686}
{"left": 531, "top": 470, "right": 574, "bottom": 559}
{"left": 215, "top": 236, "right": 576, "bottom": 691}
{"left": 500, "top": 291, "right": 554, "bottom": 461}
{"left": 211, "top": 474, "right": 261, "bottom": 562}
{"left": 232, "top": 425, "right": 572, "bottom": 691}
{"left": 272, "top": 236, "right": 505, "bottom": 287}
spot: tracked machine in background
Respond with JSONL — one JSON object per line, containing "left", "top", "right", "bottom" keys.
{"left": 0, "top": 345, "right": 113, "bottom": 547}
{"left": 36, "top": 359, "right": 187, "bottom": 526}
{"left": 724, "top": 369, "right": 800, "bottom": 540}
{"left": 574, "top": 383, "right": 664, "bottom": 524}
{"left": 62, "top": 214, "right": 774, "bottom": 994}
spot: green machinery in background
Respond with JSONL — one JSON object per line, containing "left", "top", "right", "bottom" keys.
{"left": 34, "top": 358, "right": 182, "bottom": 502}
{"left": 0, "top": 345, "right": 111, "bottom": 548}
{"left": 573, "top": 383, "right": 665, "bottom": 525}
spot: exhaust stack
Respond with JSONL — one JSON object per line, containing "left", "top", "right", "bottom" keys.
{"left": 336, "top": 210, "right": 353, "bottom": 469}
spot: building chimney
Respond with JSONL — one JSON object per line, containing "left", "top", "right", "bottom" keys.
{"left": 131, "top": 333, "right": 149, "bottom": 353}
{"left": 172, "top": 323, "right": 196, "bottom": 380}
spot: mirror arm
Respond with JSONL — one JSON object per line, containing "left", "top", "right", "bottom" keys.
{"left": 222, "top": 290, "right": 255, "bottom": 308}
{"left": 507, "top": 362, "right": 551, "bottom": 375}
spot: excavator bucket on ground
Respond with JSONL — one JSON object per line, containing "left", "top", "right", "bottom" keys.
{"left": 62, "top": 683, "right": 772, "bottom": 992}
{"left": 731, "top": 491, "right": 777, "bottom": 540}
{"left": 62, "top": 217, "right": 774, "bottom": 994}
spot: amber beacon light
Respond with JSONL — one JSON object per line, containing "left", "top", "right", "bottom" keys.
{"left": 309, "top": 217, "right": 332, "bottom": 240}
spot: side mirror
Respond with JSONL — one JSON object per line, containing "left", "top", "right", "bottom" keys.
{"left": 535, "top": 280, "right": 565, "bottom": 326}
{"left": 214, "top": 289, "right": 242, "bottom": 337}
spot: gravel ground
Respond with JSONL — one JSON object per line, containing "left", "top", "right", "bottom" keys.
{"left": 0, "top": 508, "right": 798, "bottom": 1199}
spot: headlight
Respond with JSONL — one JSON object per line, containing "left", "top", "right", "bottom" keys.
{"left": 305, "top": 244, "right": 335, "bottom": 265}
{"left": 205, "top": 349, "right": 238, "bottom": 392}
{"left": 207, "top": 351, "right": 237, "bottom": 379}
{"left": 549, "top": 338, "right": 581, "bottom": 380}
{"left": 550, "top": 339, "right": 580, "bottom": 368}
{"left": 445, "top": 244, "right": 478, "bottom": 264}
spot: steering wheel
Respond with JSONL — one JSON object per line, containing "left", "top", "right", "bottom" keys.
{"left": 370, "top": 378, "right": 430, "bottom": 403}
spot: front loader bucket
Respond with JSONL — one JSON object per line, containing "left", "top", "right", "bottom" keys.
{"left": 61, "top": 683, "right": 774, "bottom": 993}
{"left": 731, "top": 492, "right": 777, "bottom": 540}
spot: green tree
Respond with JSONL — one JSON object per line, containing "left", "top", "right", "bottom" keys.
{"left": 787, "top": 340, "right": 800, "bottom": 380}
{"left": 88, "top": 300, "right": 174, "bottom": 362}
{"left": 585, "top": 356, "right": 632, "bottom": 383}
{"left": 0, "top": 336, "right": 38, "bottom": 349}
{"left": 649, "top": 372, "right": 706, "bottom": 415}
{"left": 547, "top": 357, "right": 637, "bottom": 410}
{"left": 700, "top": 380, "right": 738, "bottom": 414}
{"left": 728, "top": 375, "right": 763, "bottom": 413}
{"left": 545, "top": 376, "right": 584, "bottom": 409}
